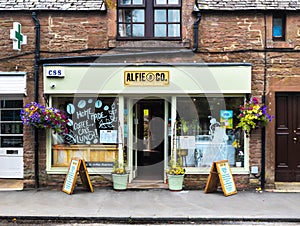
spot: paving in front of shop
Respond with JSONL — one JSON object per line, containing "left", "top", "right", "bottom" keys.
{"left": 0, "top": 186, "right": 300, "bottom": 224}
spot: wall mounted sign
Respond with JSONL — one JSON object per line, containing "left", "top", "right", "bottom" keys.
{"left": 45, "top": 67, "right": 65, "bottom": 78}
{"left": 124, "top": 71, "right": 169, "bottom": 86}
{"left": 10, "top": 22, "right": 27, "bottom": 51}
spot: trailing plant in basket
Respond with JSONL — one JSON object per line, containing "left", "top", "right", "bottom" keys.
{"left": 236, "top": 97, "right": 273, "bottom": 136}
{"left": 20, "top": 102, "right": 69, "bottom": 135}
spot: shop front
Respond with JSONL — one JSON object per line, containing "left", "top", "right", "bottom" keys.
{"left": 0, "top": 72, "right": 26, "bottom": 188}
{"left": 43, "top": 63, "right": 251, "bottom": 186}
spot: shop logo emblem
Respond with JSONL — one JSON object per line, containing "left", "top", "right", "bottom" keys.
{"left": 146, "top": 73, "right": 155, "bottom": 82}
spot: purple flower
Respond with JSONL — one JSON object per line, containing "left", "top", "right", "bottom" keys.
{"left": 251, "top": 97, "right": 259, "bottom": 105}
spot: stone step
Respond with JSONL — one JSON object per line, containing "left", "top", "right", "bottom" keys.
{"left": 272, "top": 182, "right": 300, "bottom": 192}
{"left": 0, "top": 179, "right": 23, "bottom": 191}
{"left": 127, "top": 180, "right": 168, "bottom": 189}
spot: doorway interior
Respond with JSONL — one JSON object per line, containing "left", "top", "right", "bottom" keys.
{"left": 131, "top": 98, "right": 170, "bottom": 181}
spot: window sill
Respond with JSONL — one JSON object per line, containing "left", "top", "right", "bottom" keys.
{"left": 185, "top": 167, "right": 249, "bottom": 175}
{"left": 266, "top": 40, "right": 294, "bottom": 49}
{"left": 109, "top": 39, "right": 191, "bottom": 49}
{"left": 46, "top": 167, "right": 112, "bottom": 175}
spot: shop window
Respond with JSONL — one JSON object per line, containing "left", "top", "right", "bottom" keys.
{"left": 176, "top": 96, "right": 245, "bottom": 168}
{"left": 273, "top": 13, "right": 286, "bottom": 41}
{"left": 117, "top": 0, "right": 181, "bottom": 39}
{"left": 0, "top": 99, "right": 23, "bottom": 148}
{"left": 51, "top": 96, "right": 119, "bottom": 168}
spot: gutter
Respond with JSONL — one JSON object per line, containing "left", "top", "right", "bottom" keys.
{"left": 261, "top": 13, "right": 267, "bottom": 190}
{"left": 192, "top": 4, "right": 202, "bottom": 53}
{"left": 32, "top": 12, "right": 40, "bottom": 189}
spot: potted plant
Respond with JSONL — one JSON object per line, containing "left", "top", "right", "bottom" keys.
{"left": 166, "top": 154, "right": 185, "bottom": 191}
{"left": 20, "top": 101, "right": 69, "bottom": 135}
{"left": 166, "top": 121, "right": 186, "bottom": 191}
{"left": 236, "top": 97, "right": 273, "bottom": 137}
{"left": 111, "top": 154, "right": 129, "bottom": 191}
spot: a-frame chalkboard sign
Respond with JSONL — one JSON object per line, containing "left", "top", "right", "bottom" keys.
{"left": 204, "top": 160, "right": 237, "bottom": 196}
{"left": 62, "top": 157, "right": 94, "bottom": 195}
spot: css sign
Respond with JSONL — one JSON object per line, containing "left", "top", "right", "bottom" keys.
{"left": 45, "top": 67, "right": 65, "bottom": 78}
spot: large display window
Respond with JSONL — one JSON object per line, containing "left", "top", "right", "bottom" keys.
{"left": 176, "top": 96, "right": 245, "bottom": 168}
{"left": 51, "top": 96, "right": 119, "bottom": 168}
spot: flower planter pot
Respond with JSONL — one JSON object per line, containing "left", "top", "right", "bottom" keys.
{"left": 112, "top": 173, "right": 129, "bottom": 190}
{"left": 167, "top": 174, "right": 184, "bottom": 191}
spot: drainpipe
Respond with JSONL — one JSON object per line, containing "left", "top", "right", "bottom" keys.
{"left": 192, "top": 4, "right": 201, "bottom": 53}
{"left": 32, "top": 12, "right": 40, "bottom": 189}
{"left": 261, "top": 13, "right": 267, "bottom": 190}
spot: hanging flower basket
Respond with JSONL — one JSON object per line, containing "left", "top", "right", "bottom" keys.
{"left": 20, "top": 102, "right": 69, "bottom": 135}
{"left": 236, "top": 97, "right": 274, "bottom": 136}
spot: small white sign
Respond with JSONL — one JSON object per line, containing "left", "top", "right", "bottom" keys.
{"left": 100, "top": 130, "right": 118, "bottom": 144}
{"left": 45, "top": 67, "right": 65, "bottom": 78}
{"left": 10, "top": 22, "right": 27, "bottom": 51}
{"left": 178, "top": 136, "right": 195, "bottom": 149}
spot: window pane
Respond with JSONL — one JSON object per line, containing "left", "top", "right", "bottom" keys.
{"left": 154, "top": 24, "right": 166, "bottom": 37}
{"left": 155, "top": 10, "right": 166, "bottom": 22}
{"left": 1, "top": 100, "right": 22, "bottom": 108}
{"left": 118, "top": 9, "right": 131, "bottom": 22}
{"left": 156, "top": 0, "right": 167, "bottom": 4}
{"left": 168, "top": 0, "right": 179, "bottom": 4}
{"left": 1, "top": 123, "right": 23, "bottom": 134}
{"left": 168, "top": 9, "right": 180, "bottom": 22}
{"left": 1, "top": 136, "right": 23, "bottom": 147}
{"left": 176, "top": 97, "right": 244, "bottom": 168}
{"left": 132, "top": 24, "right": 144, "bottom": 36}
{"left": 119, "top": 24, "right": 131, "bottom": 37}
{"left": 132, "top": 9, "right": 144, "bottom": 22}
{"left": 133, "top": 0, "right": 143, "bottom": 4}
{"left": 168, "top": 24, "right": 180, "bottom": 37}
{"left": 1, "top": 110, "right": 21, "bottom": 121}
{"left": 119, "top": 0, "right": 131, "bottom": 5}
{"left": 273, "top": 18, "right": 283, "bottom": 37}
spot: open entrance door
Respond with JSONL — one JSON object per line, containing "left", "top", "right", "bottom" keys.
{"left": 131, "top": 98, "right": 168, "bottom": 182}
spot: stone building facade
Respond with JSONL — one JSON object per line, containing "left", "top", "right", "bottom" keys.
{"left": 0, "top": 0, "right": 299, "bottom": 191}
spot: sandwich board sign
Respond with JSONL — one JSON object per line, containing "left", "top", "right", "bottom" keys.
{"left": 62, "top": 157, "right": 94, "bottom": 195}
{"left": 204, "top": 160, "right": 237, "bottom": 196}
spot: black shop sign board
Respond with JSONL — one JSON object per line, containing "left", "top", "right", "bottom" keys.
{"left": 204, "top": 160, "right": 237, "bottom": 197}
{"left": 62, "top": 157, "right": 94, "bottom": 195}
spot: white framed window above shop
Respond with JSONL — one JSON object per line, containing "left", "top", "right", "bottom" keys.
{"left": 272, "top": 12, "right": 286, "bottom": 41}
{"left": 117, "top": 0, "right": 181, "bottom": 39}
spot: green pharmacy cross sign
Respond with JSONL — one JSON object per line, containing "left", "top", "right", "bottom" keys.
{"left": 10, "top": 22, "right": 27, "bottom": 51}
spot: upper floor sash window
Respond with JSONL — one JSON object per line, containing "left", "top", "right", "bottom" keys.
{"left": 117, "top": 0, "right": 181, "bottom": 40}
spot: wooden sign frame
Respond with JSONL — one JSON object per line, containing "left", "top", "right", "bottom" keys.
{"left": 62, "top": 157, "right": 94, "bottom": 195}
{"left": 204, "top": 160, "right": 237, "bottom": 196}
